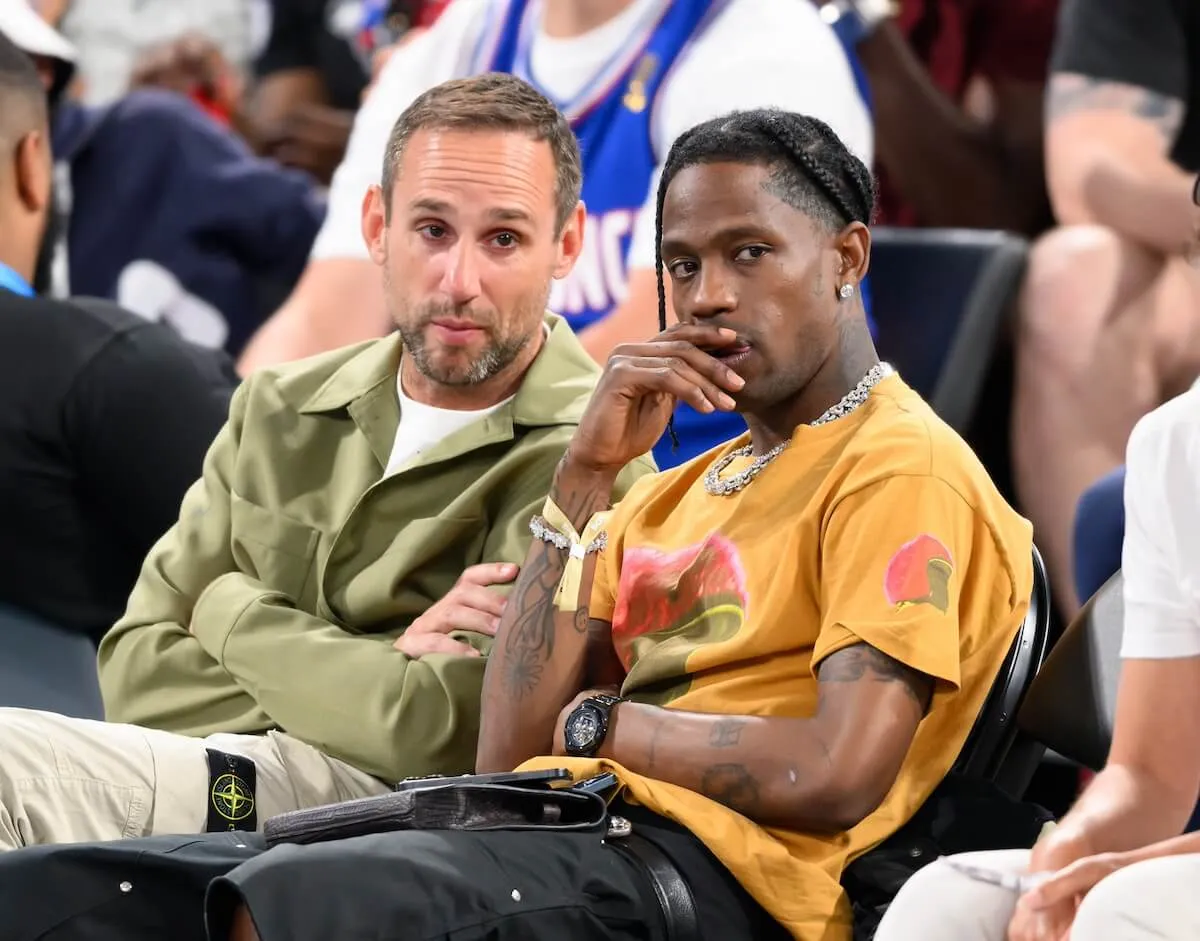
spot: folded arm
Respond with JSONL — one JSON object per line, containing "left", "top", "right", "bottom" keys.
{"left": 1045, "top": 75, "right": 1194, "bottom": 255}
{"left": 189, "top": 571, "right": 489, "bottom": 781}
{"left": 592, "top": 640, "right": 931, "bottom": 831}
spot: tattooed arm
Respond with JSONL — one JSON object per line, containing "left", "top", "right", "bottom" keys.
{"left": 475, "top": 458, "right": 616, "bottom": 773}
{"left": 1045, "top": 74, "right": 1195, "bottom": 255}
{"left": 578, "top": 643, "right": 933, "bottom": 832}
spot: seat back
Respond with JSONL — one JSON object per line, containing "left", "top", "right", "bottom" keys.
{"left": 953, "top": 545, "right": 1053, "bottom": 782}
{"left": 0, "top": 605, "right": 104, "bottom": 718}
{"left": 1011, "top": 571, "right": 1124, "bottom": 772}
{"left": 869, "top": 228, "right": 1028, "bottom": 433}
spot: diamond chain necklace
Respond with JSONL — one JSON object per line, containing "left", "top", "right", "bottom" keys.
{"left": 703, "top": 362, "right": 894, "bottom": 497}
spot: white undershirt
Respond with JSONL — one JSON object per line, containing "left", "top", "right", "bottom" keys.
{"left": 385, "top": 376, "right": 513, "bottom": 476}
{"left": 1119, "top": 383, "right": 1200, "bottom": 659}
{"left": 312, "top": 0, "right": 873, "bottom": 267}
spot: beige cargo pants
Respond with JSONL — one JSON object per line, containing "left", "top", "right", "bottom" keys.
{"left": 0, "top": 708, "right": 391, "bottom": 850}
{"left": 874, "top": 848, "right": 1200, "bottom": 941}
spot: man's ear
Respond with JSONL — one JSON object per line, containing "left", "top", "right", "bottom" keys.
{"left": 361, "top": 184, "right": 388, "bottom": 266}
{"left": 835, "top": 220, "right": 870, "bottom": 287}
{"left": 552, "top": 201, "right": 587, "bottom": 280}
{"left": 15, "top": 129, "right": 51, "bottom": 215}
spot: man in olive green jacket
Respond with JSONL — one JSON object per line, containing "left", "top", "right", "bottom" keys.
{"left": 0, "top": 75, "right": 652, "bottom": 850}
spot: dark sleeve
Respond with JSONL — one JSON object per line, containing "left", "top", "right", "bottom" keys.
{"left": 254, "top": 0, "right": 321, "bottom": 77}
{"left": 63, "top": 322, "right": 239, "bottom": 558}
{"left": 1050, "top": 0, "right": 1187, "bottom": 99}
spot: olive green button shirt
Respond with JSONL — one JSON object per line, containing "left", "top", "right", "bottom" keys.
{"left": 98, "top": 314, "right": 655, "bottom": 782}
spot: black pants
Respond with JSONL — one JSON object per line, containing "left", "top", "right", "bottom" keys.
{"left": 0, "top": 804, "right": 788, "bottom": 941}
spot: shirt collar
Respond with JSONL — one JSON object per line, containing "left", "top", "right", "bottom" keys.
{"left": 0, "top": 263, "right": 33, "bottom": 298}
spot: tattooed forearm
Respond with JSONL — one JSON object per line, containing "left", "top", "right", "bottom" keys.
{"left": 478, "top": 462, "right": 620, "bottom": 771}
{"left": 700, "top": 763, "right": 762, "bottom": 817}
{"left": 495, "top": 461, "right": 614, "bottom": 699}
{"left": 501, "top": 543, "right": 562, "bottom": 697}
{"left": 818, "top": 644, "right": 934, "bottom": 712}
{"left": 1047, "top": 74, "right": 1184, "bottom": 141}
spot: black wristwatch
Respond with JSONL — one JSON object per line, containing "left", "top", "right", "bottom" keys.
{"left": 563, "top": 693, "right": 624, "bottom": 757}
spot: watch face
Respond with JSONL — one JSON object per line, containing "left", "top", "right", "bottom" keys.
{"left": 565, "top": 703, "right": 603, "bottom": 754}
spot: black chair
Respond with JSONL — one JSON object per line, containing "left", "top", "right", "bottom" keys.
{"left": 869, "top": 228, "right": 1029, "bottom": 434}
{"left": 1000, "top": 571, "right": 1124, "bottom": 777}
{"left": 841, "top": 547, "right": 1054, "bottom": 938}
{"left": 0, "top": 605, "right": 104, "bottom": 719}
{"left": 953, "top": 545, "right": 1053, "bottom": 785}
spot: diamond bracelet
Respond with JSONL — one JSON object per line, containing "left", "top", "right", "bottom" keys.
{"left": 529, "top": 515, "right": 607, "bottom": 559}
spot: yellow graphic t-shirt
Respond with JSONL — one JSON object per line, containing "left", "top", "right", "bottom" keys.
{"left": 521, "top": 375, "right": 1033, "bottom": 940}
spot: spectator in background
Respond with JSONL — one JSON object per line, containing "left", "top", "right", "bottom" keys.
{"left": 1011, "top": 0, "right": 1200, "bottom": 615}
{"left": 236, "top": 0, "right": 873, "bottom": 468}
{"left": 0, "top": 30, "right": 236, "bottom": 642}
{"left": 874, "top": 382, "right": 1200, "bottom": 941}
{"left": 43, "top": 0, "right": 262, "bottom": 106}
{"left": 819, "top": 0, "right": 1058, "bottom": 235}
{"left": 1, "top": 0, "right": 327, "bottom": 358}
{"left": 130, "top": 1, "right": 451, "bottom": 185}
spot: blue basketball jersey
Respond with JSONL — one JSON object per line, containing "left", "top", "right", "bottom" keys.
{"left": 479, "top": 0, "right": 719, "bottom": 334}
{"left": 477, "top": 0, "right": 874, "bottom": 468}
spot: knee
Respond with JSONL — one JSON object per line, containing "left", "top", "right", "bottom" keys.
{"left": 1071, "top": 856, "right": 1191, "bottom": 940}
{"left": 875, "top": 851, "right": 1028, "bottom": 941}
{"left": 1018, "top": 226, "right": 1161, "bottom": 362}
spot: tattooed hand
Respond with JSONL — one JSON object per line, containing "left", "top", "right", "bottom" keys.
{"left": 566, "top": 323, "right": 745, "bottom": 475}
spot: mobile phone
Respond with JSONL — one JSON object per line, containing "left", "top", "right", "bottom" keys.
{"left": 571, "top": 771, "right": 621, "bottom": 796}
{"left": 391, "top": 767, "right": 572, "bottom": 792}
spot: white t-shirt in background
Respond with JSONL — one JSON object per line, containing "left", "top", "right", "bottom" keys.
{"left": 310, "top": 0, "right": 874, "bottom": 268}
{"left": 1120, "top": 384, "right": 1200, "bottom": 659}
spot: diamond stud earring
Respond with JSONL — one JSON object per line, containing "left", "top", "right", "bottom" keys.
{"left": 838, "top": 284, "right": 854, "bottom": 299}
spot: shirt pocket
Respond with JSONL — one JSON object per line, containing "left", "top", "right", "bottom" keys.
{"left": 229, "top": 493, "right": 321, "bottom": 602}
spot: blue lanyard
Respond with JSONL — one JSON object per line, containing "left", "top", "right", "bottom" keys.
{"left": 0, "top": 263, "right": 32, "bottom": 298}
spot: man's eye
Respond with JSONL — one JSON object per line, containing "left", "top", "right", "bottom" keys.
{"left": 420, "top": 224, "right": 447, "bottom": 239}
{"left": 492, "top": 232, "right": 518, "bottom": 248}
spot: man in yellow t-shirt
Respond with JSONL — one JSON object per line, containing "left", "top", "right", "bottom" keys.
{"left": 0, "top": 110, "right": 1031, "bottom": 941}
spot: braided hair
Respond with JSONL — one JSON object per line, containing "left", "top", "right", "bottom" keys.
{"left": 653, "top": 109, "right": 876, "bottom": 448}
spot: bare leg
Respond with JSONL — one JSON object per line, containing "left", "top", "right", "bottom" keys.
{"left": 1012, "top": 225, "right": 1200, "bottom": 616}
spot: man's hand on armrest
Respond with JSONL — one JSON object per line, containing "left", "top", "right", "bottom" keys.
{"left": 569, "top": 641, "right": 932, "bottom": 832}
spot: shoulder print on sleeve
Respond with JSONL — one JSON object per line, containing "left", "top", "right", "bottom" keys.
{"left": 884, "top": 534, "right": 954, "bottom": 614}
